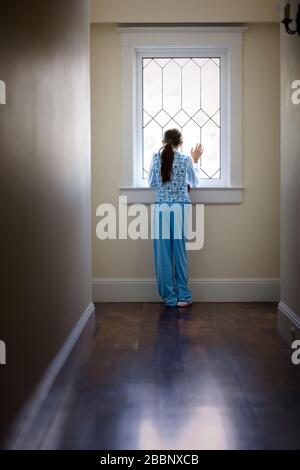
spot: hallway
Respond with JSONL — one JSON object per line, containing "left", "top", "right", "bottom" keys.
{"left": 1, "top": 0, "right": 300, "bottom": 455}
{"left": 30, "top": 303, "right": 300, "bottom": 450}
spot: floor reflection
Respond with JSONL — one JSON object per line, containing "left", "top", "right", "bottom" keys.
{"left": 139, "top": 406, "right": 232, "bottom": 450}
{"left": 32, "top": 302, "right": 300, "bottom": 450}
{"left": 137, "top": 306, "right": 232, "bottom": 450}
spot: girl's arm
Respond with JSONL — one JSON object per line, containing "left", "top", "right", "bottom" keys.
{"left": 148, "top": 154, "right": 157, "bottom": 188}
{"left": 186, "top": 157, "right": 200, "bottom": 188}
{"left": 186, "top": 144, "right": 203, "bottom": 188}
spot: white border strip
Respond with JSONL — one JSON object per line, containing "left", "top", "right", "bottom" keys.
{"left": 6, "top": 303, "right": 95, "bottom": 450}
{"left": 92, "top": 278, "right": 280, "bottom": 303}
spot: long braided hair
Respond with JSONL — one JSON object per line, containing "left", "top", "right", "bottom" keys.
{"left": 160, "top": 129, "right": 183, "bottom": 183}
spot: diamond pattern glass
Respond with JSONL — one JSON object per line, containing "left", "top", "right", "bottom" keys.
{"left": 143, "top": 57, "right": 221, "bottom": 180}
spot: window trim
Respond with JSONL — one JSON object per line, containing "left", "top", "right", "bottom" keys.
{"left": 117, "top": 26, "right": 247, "bottom": 204}
{"left": 137, "top": 50, "right": 227, "bottom": 187}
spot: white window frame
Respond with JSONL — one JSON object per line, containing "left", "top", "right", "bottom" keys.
{"left": 118, "top": 26, "right": 247, "bottom": 204}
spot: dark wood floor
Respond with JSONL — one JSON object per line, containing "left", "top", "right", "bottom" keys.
{"left": 33, "top": 303, "right": 300, "bottom": 450}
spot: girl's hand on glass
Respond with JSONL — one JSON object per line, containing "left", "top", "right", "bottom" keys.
{"left": 191, "top": 144, "right": 204, "bottom": 164}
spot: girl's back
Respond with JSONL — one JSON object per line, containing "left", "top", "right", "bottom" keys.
{"left": 151, "top": 150, "right": 191, "bottom": 203}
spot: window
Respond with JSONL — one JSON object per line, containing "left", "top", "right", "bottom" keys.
{"left": 118, "top": 27, "right": 246, "bottom": 204}
{"left": 142, "top": 56, "right": 221, "bottom": 182}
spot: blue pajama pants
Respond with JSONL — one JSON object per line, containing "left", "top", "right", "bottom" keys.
{"left": 153, "top": 203, "right": 192, "bottom": 307}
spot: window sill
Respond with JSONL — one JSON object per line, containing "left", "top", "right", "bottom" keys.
{"left": 120, "top": 187, "right": 244, "bottom": 205}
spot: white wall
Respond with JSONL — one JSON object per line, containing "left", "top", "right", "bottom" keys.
{"left": 91, "top": 22, "right": 280, "bottom": 301}
{"left": 278, "top": 0, "right": 300, "bottom": 340}
{"left": 91, "top": 0, "right": 279, "bottom": 23}
{"left": 0, "top": 0, "right": 92, "bottom": 441}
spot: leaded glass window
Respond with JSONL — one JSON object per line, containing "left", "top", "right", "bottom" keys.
{"left": 142, "top": 57, "right": 221, "bottom": 181}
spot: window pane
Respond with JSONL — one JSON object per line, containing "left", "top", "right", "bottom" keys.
{"left": 143, "top": 60, "right": 162, "bottom": 117}
{"left": 182, "top": 59, "right": 200, "bottom": 116}
{"left": 201, "top": 120, "right": 220, "bottom": 177}
{"left": 142, "top": 57, "right": 221, "bottom": 180}
{"left": 143, "top": 120, "right": 163, "bottom": 177}
{"left": 201, "top": 60, "right": 220, "bottom": 116}
{"left": 163, "top": 60, "right": 181, "bottom": 117}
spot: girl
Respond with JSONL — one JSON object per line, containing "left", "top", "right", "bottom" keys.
{"left": 148, "top": 128, "right": 203, "bottom": 308}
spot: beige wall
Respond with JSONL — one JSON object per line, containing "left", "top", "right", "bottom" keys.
{"left": 91, "top": 23, "right": 280, "bottom": 280}
{"left": 0, "top": 0, "right": 91, "bottom": 441}
{"left": 91, "top": 0, "right": 279, "bottom": 23}
{"left": 279, "top": 0, "right": 300, "bottom": 327}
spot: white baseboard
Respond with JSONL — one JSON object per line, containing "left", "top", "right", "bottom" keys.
{"left": 278, "top": 301, "right": 300, "bottom": 344}
{"left": 278, "top": 301, "right": 300, "bottom": 329}
{"left": 92, "top": 278, "right": 280, "bottom": 303}
{"left": 6, "top": 302, "right": 95, "bottom": 450}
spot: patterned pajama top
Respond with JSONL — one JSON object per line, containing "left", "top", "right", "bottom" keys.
{"left": 148, "top": 150, "right": 200, "bottom": 203}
